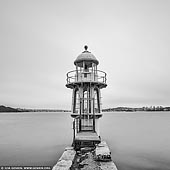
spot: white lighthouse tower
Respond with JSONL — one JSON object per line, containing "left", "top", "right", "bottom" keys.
{"left": 66, "top": 46, "right": 107, "bottom": 150}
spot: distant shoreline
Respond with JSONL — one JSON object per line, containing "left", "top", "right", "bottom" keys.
{"left": 102, "top": 106, "right": 170, "bottom": 112}
{"left": 0, "top": 105, "right": 71, "bottom": 113}
{"left": 1, "top": 105, "right": 170, "bottom": 113}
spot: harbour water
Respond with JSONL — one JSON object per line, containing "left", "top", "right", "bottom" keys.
{"left": 0, "top": 112, "right": 170, "bottom": 170}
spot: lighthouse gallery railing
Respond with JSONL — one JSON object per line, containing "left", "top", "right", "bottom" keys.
{"left": 66, "top": 70, "right": 107, "bottom": 84}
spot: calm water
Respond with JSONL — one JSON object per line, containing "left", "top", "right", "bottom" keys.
{"left": 0, "top": 112, "right": 170, "bottom": 170}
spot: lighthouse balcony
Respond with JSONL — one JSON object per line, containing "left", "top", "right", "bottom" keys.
{"left": 66, "top": 70, "right": 107, "bottom": 88}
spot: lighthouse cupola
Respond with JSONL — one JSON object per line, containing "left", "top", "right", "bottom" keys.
{"left": 74, "top": 45, "right": 99, "bottom": 67}
{"left": 66, "top": 46, "right": 107, "bottom": 150}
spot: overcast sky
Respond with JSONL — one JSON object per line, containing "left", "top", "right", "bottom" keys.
{"left": 0, "top": 0, "right": 170, "bottom": 109}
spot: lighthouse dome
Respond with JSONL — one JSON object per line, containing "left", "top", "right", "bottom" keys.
{"left": 74, "top": 46, "right": 99, "bottom": 67}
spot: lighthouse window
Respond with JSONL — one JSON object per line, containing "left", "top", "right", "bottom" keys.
{"left": 85, "top": 64, "right": 88, "bottom": 70}
{"left": 94, "top": 88, "right": 100, "bottom": 113}
{"left": 73, "top": 89, "right": 79, "bottom": 113}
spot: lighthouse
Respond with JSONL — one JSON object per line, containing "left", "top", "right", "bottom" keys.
{"left": 66, "top": 46, "right": 107, "bottom": 150}
{"left": 53, "top": 47, "right": 117, "bottom": 170}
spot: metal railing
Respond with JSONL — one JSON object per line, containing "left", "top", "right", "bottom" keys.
{"left": 66, "top": 70, "right": 107, "bottom": 84}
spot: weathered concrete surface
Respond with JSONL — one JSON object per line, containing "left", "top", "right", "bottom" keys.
{"left": 72, "top": 151, "right": 117, "bottom": 170}
{"left": 59, "top": 147, "right": 76, "bottom": 161}
{"left": 71, "top": 141, "right": 118, "bottom": 170}
{"left": 100, "top": 161, "right": 118, "bottom": 170}
{"left": 95, "top": 141, "right": 112, "bottom": 161}
{"left": 53, "top": 160, "right": 72, "bottom": 170}
{"left": 52, "top": 147, "right": 76, "bottom": 170}
{"left": 53, "top": 142, "right": 118, "bottom": 170}
{"left": 96, "top": 141, "right": 111, "bottom": 155}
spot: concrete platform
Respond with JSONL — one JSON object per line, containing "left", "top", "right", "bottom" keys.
{"left": 78, "top": 152, "right": 117, "bottom": 170}
{"left": 53, "top": 141, "right": 118, "bottom": 170}
{"left": 52, "top": 147, "right": 76, "bottom": 170}
{"left": 95, "top": 141, "right": 112, "bottom": 161}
